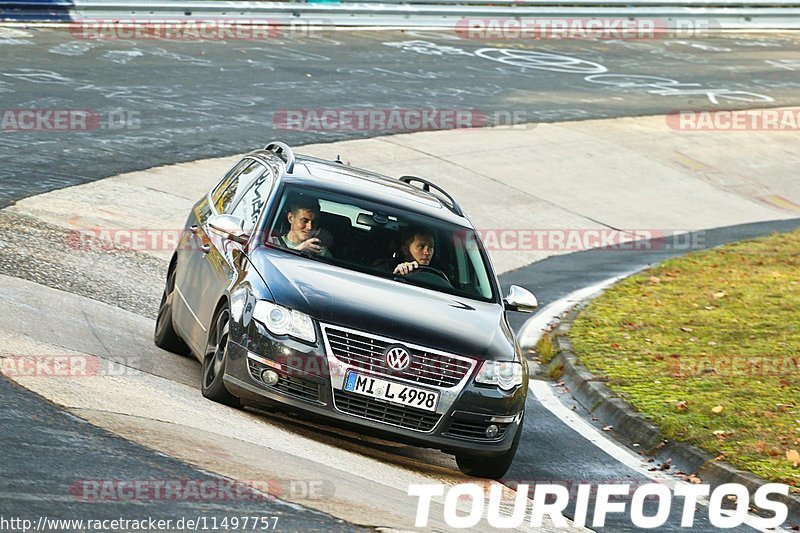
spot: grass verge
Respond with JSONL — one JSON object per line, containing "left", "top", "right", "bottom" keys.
{"left": 570, "top": 229, "right": 800, "bottom": 491}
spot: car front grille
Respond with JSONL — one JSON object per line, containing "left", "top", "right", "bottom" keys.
{"left": 445, "top": 420, "right": 510, "bottom": 441}
{"left": 322, "top": 326, "right": 474, "bottom": 388}
{"left": 248, "top": 357, "right": 321, "bottom": 404}
{"left": 333, "top": 390, "right": 441, "bottom": 432}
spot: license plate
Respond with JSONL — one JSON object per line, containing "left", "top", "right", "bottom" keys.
{"left": 343, "top": 372, "right": 439, "bottom": 412}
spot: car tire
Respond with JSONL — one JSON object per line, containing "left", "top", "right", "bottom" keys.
{"left": 455, "top": 414, "right": 523, "bottom": 479}
{"left": 201, "top": 306, "right": 241, "bottom": 408}
{"left": 154, "top": 268, "right": 190, "bottom": 355}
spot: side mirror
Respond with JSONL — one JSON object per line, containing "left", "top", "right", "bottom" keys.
{"left": 503, "top": 285, "right": 538, "bottom": 313}
{"left": 208, "top": 214, "right": 249, "bottom": 245}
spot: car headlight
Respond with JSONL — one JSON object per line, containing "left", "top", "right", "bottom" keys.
{"left": 252, "top": 301, "right": 316, "bottom": 343}
{"left": 475, "top": 361, "right": 524, "bottom": 390}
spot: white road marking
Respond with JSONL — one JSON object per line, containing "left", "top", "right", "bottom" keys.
{"left": 518, "top": 273, "right": 639, "bottom": 350}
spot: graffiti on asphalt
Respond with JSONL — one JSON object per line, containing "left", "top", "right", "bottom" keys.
{"left": 384, "top": 40, "right": 774, "bottom": 104}
{"left": 474, "top": 48, "right": 607, "bottom": 74}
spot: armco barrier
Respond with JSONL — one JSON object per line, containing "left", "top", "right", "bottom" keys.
{"left": 2, "top": 0, "right": 800, "bottom": 29}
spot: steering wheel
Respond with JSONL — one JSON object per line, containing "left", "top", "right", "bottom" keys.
{"left": 406, "top": 265, "right": 451, "bottom": 285}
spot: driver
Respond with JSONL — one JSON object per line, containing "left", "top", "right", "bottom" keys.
{"left": 393, "top": 227, "right": 435, "bottom": 276}
{"left": 280, "top": 196, "right": 331, "bottom": 258}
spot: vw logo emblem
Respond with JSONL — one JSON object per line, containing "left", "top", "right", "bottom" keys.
{"left": 384, "top": 345, "right": 411, "bottom": 372}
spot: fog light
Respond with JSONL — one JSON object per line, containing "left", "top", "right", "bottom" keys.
{"left": 261, "top": 369, "right": 279, "bottom": 385}
{"left": 485, "top": 424, "right": 499, "bottom": 438}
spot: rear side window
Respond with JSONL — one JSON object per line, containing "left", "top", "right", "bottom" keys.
{"left": 229, "top": 164, "right": 274, "bottom": 232}
{"left": 214, "top": 160, "right": 268, "bottom": 216}
{"left": 211, "top": 159, "right": 250, "bottom": 213}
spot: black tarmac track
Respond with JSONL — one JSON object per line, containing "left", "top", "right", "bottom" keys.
{"left": 2, "top": 27, "right": 800, "bottom": 531}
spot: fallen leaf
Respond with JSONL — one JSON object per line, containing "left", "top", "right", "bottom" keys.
{"left": 712, "top": 291, "right": 727, "bottom": 300}
{"left": 649, "top": 276, "right": 661, "bottom": 284}
{"left": 788, "top": 449, "right": 800, "bottom": 467}
{"left": 675, "top": 400, "right": 689, "bottom": 411}
{"left": 711, "top": 405, "right": 724, "bottom": 414}
{"left": 680, "top": 326, "right": 694, "bottom": 333}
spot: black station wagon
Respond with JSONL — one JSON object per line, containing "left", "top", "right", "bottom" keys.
{"left": 155, "top": 141, "right": 538, "bottom": 478}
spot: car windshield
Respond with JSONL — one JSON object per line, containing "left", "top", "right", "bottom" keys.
{"left": 264, "top": 184, "right": 496, "bottom": 302}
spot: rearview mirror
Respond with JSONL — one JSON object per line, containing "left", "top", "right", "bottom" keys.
{"left": 503, "top": 285, "right": 538, "bottom": 313}
{"left": 208, "top": 214, "right": 249, "bottom": 245}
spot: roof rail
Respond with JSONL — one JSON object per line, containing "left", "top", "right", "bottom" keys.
{"left": 264, "top": 141, "right": 295, "bottom": 174}
{"left": 399, "top": 175, "right": 463, "bottom": 217}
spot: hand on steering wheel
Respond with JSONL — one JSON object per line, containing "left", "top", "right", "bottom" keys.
{"left": 411, "top": 265, "right": 450, "bottom": 283}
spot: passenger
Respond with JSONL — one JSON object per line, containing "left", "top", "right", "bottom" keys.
{"left": 280, "top": 196, "right": 332, "bottom": 258}
{"left": 392, "top": 227, "right": 435, "bottom": 276}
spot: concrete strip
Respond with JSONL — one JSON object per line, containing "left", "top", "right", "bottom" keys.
{"left": 8, "top": 109, "right": 797, "bottom": 272}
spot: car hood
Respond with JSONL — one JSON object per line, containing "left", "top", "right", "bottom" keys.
{"left": 250, "top": 247, "right": 516, "bottom": 360}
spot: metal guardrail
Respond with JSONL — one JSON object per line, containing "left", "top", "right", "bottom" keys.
{"left": 2, "top": 0, "right": 800, "bottom": 28}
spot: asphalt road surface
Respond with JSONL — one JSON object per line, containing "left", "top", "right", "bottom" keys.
{"left": 2, "top": 25, "right": 800, "bottom": 532}
{"left": 0, "top": 377, "right": 365, "bottom": 532}
{"left": 2, "top": 219, "right": 798, "bottom": 531}
{"left": 1, "top": 27, "right": 800, "bottom": 202}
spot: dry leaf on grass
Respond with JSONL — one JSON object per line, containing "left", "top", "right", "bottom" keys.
{"left": 711, "top": 405, "right": 724, "bottom": 414}
{"left": 787, "top": 449, "right": 800, "bottom": 467}
{"left": 713, "top": 430, "right": 734, "bottom": 440}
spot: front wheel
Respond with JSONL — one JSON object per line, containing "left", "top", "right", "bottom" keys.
{"left": 455, "top": 414, "right": 523, "bottom": 479}
{"left": 201, "top": 306, "right": 240, "bottom": 407}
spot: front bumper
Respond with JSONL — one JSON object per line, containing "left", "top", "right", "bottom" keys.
{"left": 222, "top": 320, "right": 526, "bottom": 456}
